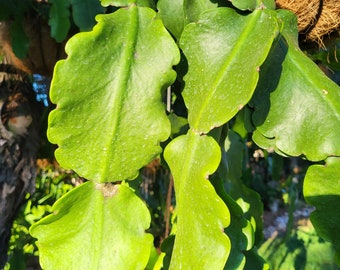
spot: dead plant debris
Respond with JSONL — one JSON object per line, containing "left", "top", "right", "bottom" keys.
{"left": 276, "top": 0, "right": 340, "bottom": 47}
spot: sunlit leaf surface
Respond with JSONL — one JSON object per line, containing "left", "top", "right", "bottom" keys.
{"left": 252, "top": 10, "right": 340, "bottom": 161}
{"left": 48, "top": 6, "right": 179, "bottom": 182}
{"left": 100, "top": 0, "right": 155, "bottom": 8}
{"left": 30, "top": 182, "right": 153, "bottom": 270}
{"left": 180, "top": 8, "right": 278, "bottom": 133}
{"left": 211, "top": 130, "right": 264, "bottom": 269}
{"left": 304, "top": 157, "right": 340, "bottom": 265}
{"left": 164, "top": 131, "right": 230, "bottom": 269}
{"left": 157, "top": 0, "right": 185, "bottom": 40}
{"left": 230, "top": 0, "right": 276, "bottom": 10}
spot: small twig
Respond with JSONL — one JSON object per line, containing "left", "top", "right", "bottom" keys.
{"left": 166, "top": 86, "right": 171, "bottom": 113}
{"left": 164, "top": 174, "right": 173, "bottom": 238}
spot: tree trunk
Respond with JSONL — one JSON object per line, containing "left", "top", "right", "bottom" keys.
{"left": 0, "top": 64, "right": 40, "bottom": 268}
{"left": 0, "top": 12, "right": 67, "bottom": 266}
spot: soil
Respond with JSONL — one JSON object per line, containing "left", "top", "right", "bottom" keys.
{"left": 263, "top": 204, "right": 315, "bottom": 239}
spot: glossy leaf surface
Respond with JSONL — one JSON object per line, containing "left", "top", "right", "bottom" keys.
{"left": 230, "top": 0, "right": 275, "bottom": 10}
{"left": 304, "top": 157, "right": 340, "bottom": 264}
{"left": 211, "top": 129, "right": 265, "bottom": 269}
{"left": 71, "top": 0, "right": 105, "bottom": 31}
{"left": 210, "top": 174, "right": 252, "bottom": 270}
{"left": 30, "top": 182, "right": 153, "bottom": 270}
{"left": 10, "top": 17, "right": 29, "bottom": 58}
{"left": 180, "top": 8, "right": 278, "bottom": 133}
{"left": 48, "top": 0, "right": 71, "bottom": 42}
{"left": 183, "top": 0, "right": 219, "bottom": 23}
{"left": 100, "top": 0, "right": 155, "bottom": 8}
{"left": 229, "top": 0, "right": 256, "bottom": 10}
{"left": 164, "top": 131, "right": 230, "bottom": 269}
{"left": 252, "top": 10, "right": 340, "bottom": 161}
{"left": 223, "top": 130, "right": 263, "bottom": 244}
{"left": 157, "top": 0, "right": 185, "bottom": 40}
{"left": 48, "top": 6, "right": 179, "bottom": 182}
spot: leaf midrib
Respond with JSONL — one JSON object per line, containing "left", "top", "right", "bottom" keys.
{"left": 289, "top": 48, "right": 340, "bottom": 126}
{"left": 191, "top": 10, "right": 262, "bottom": 132}
{"left": 100, "top": 7, "right": 139, "bottom": 181}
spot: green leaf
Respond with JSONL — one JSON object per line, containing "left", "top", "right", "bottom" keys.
{"left": 220, "top": 125, "right": 264, "bottom": 245}
{"left": 160, "top": 234, "right": 175, "bottom": 270}
{"left": 261, "top": 0, "right": 276, "bottom": 10}
{"left": 183, "top": 0, "right": 219, "bottom": 23}
{"left": 10, "top": 16, "right": 29, "bottom": 58}
{"left": 210, "top": 175, "right": 253, "bottom": 270}
{"left": 100, "top": 0, "right": 155, "bottom": 8}
{"left": 259, "top": 227, "right": 337, "bottom": 269}
{"left": 243, "top": 248, "right": 270, "bottom": 270}
{"left": 180, "top": 8, "right": 278, "bottom": 133}
{"left": 232, "top": 110, "right": 249, "bottom": 139}
{"left": 0, "top": 1, "right": 16, "bottom": 20}
{"left": 157, "top": 0, "right": 229, "bottom": 39}
{"left": 168, "top": 113, "right": 188, "bottom": 138}
{"left": 30, "top": 181, "right": 153, "bottom": 270}
{"left": 70, "top": 0, "right": 105, "bottom": 31}
{"left": 48, "top": 6, "right": 180, "bottom": 182}
{"left": 311, "top": 46, "right": 340, "bottom": 72}
{"left": 157, "top": 0, "right": 185, "bottom": 40}
{"left": 304, "top": 157, "right": 340, "bottom": 265}
{"left": 230, "top": 0, "right": 275, "bottom": 10}
{"left": 252, "top": 10, "right": 340, "bottom": 161}
{"left": 0, "top": 0, "right": 31, "bottom": 20}
{"left": 211, "top": 129, "right": 264, "bottom": 269}
{"left": 48, "top": 0, "right": 71, "bottom": 42}
{"left": 229, "top": 0, "right": 256, "bottom": 10}
{"left": 164, "top": 131, "right": 230, "bottom": 269}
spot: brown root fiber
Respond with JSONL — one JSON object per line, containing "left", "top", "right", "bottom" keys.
{"left": 276, "top": 0, "right": 340, "bottom": 47}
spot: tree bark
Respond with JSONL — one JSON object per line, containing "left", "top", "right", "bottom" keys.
{"left": 0, "top": 65, "right": 40, "bottom": 268}
{"left": 0, "top": 18, "right": 66, "bottom": 77}
{"left": 0, "top": 12, "right": 67, "bottom": 266}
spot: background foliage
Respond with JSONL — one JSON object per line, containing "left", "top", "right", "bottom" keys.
{"left": 3, "top": 0, "right": 340, "bottom": 269}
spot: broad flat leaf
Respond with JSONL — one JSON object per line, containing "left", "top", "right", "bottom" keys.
{"left": 160, "top": 234, "right": 175, "bottom": 270}
{"left": 48, "top": 0, "right": 71, "bottom": 42}
{"left": 180, "top": 8, "right": 278, "bottom": 133}
{"left": 157, "top": 0, "right": 185, "bottom": 40}
{"left": 232, "top": 109, "right": 249, "bottom": 139}
{"left": 260, "top": 0, "right": 276, "bottom": 9}
{"left": 304, "top": 157, "right": 340, "bottom": 265}
{"left": 229, "top": 0, "right": 256, "bottom": 10}
{"left": 164, "top": 131, "right": 230, "bottom": 269}
{"left": 221, "top": 128, "right": 263, "bottom": 244}
{"left": 211, "top": 130, "right": 264, "bottom": 269}
{"left": 48, "top": 6, "right": 180, "bottom": 182}
{"left": 157, "top": 0, "right": 229, "bottom": 40}
{"left": 183, "top": 0, "right": 219, "bottom": 23}
{"left": 230, "top": 0, "right": 275, "bottom": 10}
{"left": 168, "top": 113, "right": 188, "bottom": 138}
{"left": 258, "top": 227, "right": 336, "bottom": 269}
{"left": 10, "top": 17, "right": 29, "bottom": 58}
{"left": 100, "top": 0, "right": 155, "bottom": 8}
{"left": 30, "top": 181, "right": 153, "bottom": 270}
{"left": 71, "top": 0, "right": 105, "bottom": 31}
{"left": 251, "top": 10, "right": 340, "bottom": 161}
{"left": 243, "top": 248, "right": 270, "bottom": 270}
{"left": 210, "top": 175, "right": 253, "bottom": 270}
